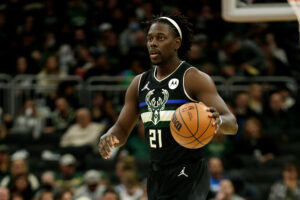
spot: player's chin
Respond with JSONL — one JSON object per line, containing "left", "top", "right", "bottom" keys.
{"left": 150, "top": 59, "right": 161, "bottom": 65}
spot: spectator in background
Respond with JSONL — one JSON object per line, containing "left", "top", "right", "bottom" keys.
{"left": 10, "top": 99, "right": 43, "bottom": 139}
{"left": 55, "top": 189, "right": 73, "bottom": 200}
{"left": 12, "top": 56, "right": 39, "bottom": 88}
{"left": 55, "top": 154, "right": 82, "bottom": 191}
{"left": 125, "top": 30, "right": 149, "bottom": 71}
{"left": 58, "top": 44, "right": 76, "bottom": 74}
{"left": 205, "top": 133, "right": 233, "bottom": 160}
{"left": 90, "top": 92, "right": 118, "bottom": 125}
{"left": 188, "top": 36, "right": 217, "bottom": 74}
{"left": 115, "top": 156, "right": 136, "bottom": 185}
{"left": 11, "top": 193, "right": 23, "bottom": 200}
{"left": 237, "top": 117, "right": 277, "bottom": 163}
{"left": 230, "top": 173, "right": 261, "bottom": 200}
{"left": 44, "top": 97, "right": 75, "bottom": 134}
{"left": 278, "top": 86, "right": 297, "bottom": 113}
{"left": 120, "top": 58, "right": 145, "bottom": 86}
{"left": 119, "top": 21, "right": 142, "bottom": 55}
{"left": 222, "top": 35, "right": 266, "bottom": 76}
{"left": 268, "top": 162, "right": 300, "bottom": 200}
{"left": 0, "top": 187, "right": 10, "bottom": 200}
{"left": 125, "top": 121, "right": 149, "bottom": 160}
{"left": 39, "top": 190, "right": 54, "bottom": 200}
{"left": 73, "top": 46, "right": 95, "bottom": 78}
{"left": 60, "top": 108, "right": 106, "bottom": 151}
{"left": 207, "top": 157, "right": 228, "bottom": 199}
{"left": 187, "top": 39, "right": 215, "bottom": 75}
{"left": 13, "top": 56, "right": 32, "bottom": 78}
{"left": 84, "top": 54, "right": 111, "bottom": 80}
{"left": 93, "top": 23, "right": 121, "bottom": 72}
{"left": 33, "top": 171, "right": 57, "bottom": 200}
{"left": 56, "top": 81, "right": 81, "bottom": 109}
{"left": 0, "top": 152, "right": 39, "bottom": 192}
{"left": 263, "top": 33, "right": 291, "bottom": 76}
{"left": 0, "top": 145, "right": 10, "bottom": 179}
{"left": 116, "top": 170, "right": 143, "bottom": 200}
{"left": 0, "top": 112, "right": 13, "bottom": 140}
{"left": 17, "top": 15, "right": 39, "bottom": 57}
{"left": 101, "top": 188, "right": 120, "bottom": 200}
{"left": 38, "top": 56, "right": 65, "bottom": 87}
{"left": 74, "top": 170, "right": 107, "bottom": 200}
{"left": 0, "top": 107, "right": 9, "bottom": 140}
{"left": 213, "top": 179, "right": 246, "bottom": 200}
{"left": 67, "top": 0, "right": 89, "bottom": 28}
{"left": 248, "top": 83, "right": 264, "bottom": 115}
{"left": 232, "top": 91, "right": 258, "bottom": 137}
{"left": 72, "top": 29, "right": 89, "bottom": 50}
{"left": 33, "top": 32, "right": 59, "bottom": 69}
{"left": 263, "top": 92, "right": 291, "bottom": 139}
{"left": 9, "top": 173, "right": 35, "bottom": 200}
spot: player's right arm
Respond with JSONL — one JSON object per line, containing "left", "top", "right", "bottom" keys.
{"left": 98, "top": 75, "right": 141, "bottom": 159}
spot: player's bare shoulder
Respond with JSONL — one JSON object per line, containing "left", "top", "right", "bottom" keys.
{"left": 125, "top": 73, "right": 144, "bottom": 101}
{"left": 184, "top": 67, "right": 214, "bottom": 90}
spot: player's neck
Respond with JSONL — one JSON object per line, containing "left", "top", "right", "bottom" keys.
{"left": 156, "top": 58, "right": 182, "bottom": 80}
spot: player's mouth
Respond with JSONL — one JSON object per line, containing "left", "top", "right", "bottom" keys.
{"left": 150, "top": 51, "right": 160, "bottom": 59}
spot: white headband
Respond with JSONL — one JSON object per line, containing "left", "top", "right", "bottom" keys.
{"left": 159, "top": 17, "right": 182, "bottom": 39}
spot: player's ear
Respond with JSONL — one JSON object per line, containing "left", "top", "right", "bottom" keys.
{"left": 174, "top": 37, "right": 182, "bottom": 51}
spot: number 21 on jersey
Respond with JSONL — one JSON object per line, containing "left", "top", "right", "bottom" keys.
{"left": 149, "top": 129, "right": 162, "bottom": 148}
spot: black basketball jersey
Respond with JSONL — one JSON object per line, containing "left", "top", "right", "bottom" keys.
{"left": 138, "top": 61, "right": 205, "bottom": 166}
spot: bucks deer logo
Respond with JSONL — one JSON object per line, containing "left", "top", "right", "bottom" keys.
{"left": 145, "top": 89, "right": 169, "bottom": 125}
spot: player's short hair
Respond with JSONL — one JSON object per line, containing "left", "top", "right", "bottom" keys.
{"left": 144, "top": 12, "right": 194, "bottom": 59}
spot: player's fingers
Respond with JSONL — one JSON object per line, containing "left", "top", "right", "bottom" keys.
{"left": 211, "top": 112, "right": 220, "bottom": 119}
{"left": 206, "top": 107, "right": 218, "bottom": 118}
{"left": 98, "top": 138, "right": 111, "bottom": 159}
{"left": 112, "top": 135, "right": 120, "bottom": 145}
{"left": 106, "top": 136, "right": 114, "bottom": 148}
{"left": 98, "top": 140, "right": 107, "bottom": 158}
{"left": 99, "top": 148, "right": 108, "bottom": 159}
{"left": 213, "top": 118, "right": 221, "bottom": 126}
{"left": 214, "top": 121, "right": 220, "bottom": 134}
{"left": 103, "top": 142, "right": 112, "bottom": 159}
{"left": 99, "top": 146, "right": 109, "bottom": 159}
{"left": 206, "top": 107, "right": 216, "bottom": 113}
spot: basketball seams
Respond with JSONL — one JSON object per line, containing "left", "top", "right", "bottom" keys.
{"left": 170, "top": 118, "right": 195, "bottom": 138}
{"left": 180, "top": 117, "right": 213, "bottom": 146}
{"left": 191, "top": 121, "right": 215, "bottom": 148}
{"left": 170, "top": 102, "right": 215, "bottom": 149}
{"left": 194, "top": 102, "right": 200, "bottom": 136}
{"left": 194, "top": 103, "right": 212, "bottom": 140}
{"left": 178, "top": 105, "right": 204, "bottom": 145}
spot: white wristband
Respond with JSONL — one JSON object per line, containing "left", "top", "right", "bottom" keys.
{"left": 219, "top": 116, "right": 223, "bottom": 125}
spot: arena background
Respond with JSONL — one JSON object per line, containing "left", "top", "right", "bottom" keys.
{"left": 0, "top": 0, "right": 300, "bottom": 200}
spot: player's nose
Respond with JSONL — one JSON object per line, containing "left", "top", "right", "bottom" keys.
{"left": 149, "top": 39, "right": 158, "bottom": 47}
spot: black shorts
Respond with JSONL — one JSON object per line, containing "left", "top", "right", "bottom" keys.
{"left": 147, "top": 158, "right": 210, "bottom": 200}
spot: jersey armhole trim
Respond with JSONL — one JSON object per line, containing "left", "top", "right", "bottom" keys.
{"left": 137, "top": 72, "right": 145, "bottom": 98}
{"left": 183, "top": 67, "right": 198, "bottom": 102}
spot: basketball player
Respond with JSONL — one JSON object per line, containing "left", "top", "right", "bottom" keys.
{"left": 99, "top": 13, "right": 238, "bottom": 200}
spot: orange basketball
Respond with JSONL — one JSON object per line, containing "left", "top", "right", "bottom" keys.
{"left": 170, "top": 102, "right": 216, "bottom": 149}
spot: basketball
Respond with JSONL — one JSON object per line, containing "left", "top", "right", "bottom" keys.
{"left": 170, "top": 102, "right": 216, "bottom": 149}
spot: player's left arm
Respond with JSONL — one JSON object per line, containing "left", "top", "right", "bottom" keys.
{"left": 185, "top": 68, "right": 238, "bottom": 135}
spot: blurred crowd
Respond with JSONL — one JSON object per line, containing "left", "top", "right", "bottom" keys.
{"left": 1, "top": 0, "right": 300, "bottom": 200}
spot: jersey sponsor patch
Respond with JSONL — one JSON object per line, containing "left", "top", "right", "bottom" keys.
{"left": 168, "top": 78, "right": 179, "bottom": 90}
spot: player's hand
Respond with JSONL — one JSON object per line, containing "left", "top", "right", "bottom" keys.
{"left": 206, "top": 107, "right": 221, "bottom": 134}
{"left": 98, "top": 132, "right": 120, "bottom": 159}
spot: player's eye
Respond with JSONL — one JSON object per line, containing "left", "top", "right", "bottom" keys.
{"left": 158, "top": 35, "right": 165, "bottom": 41}
{"left": 147, "top": 36, "right": 153, "bottom": 42}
